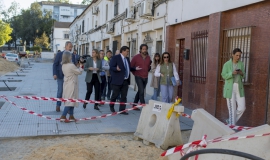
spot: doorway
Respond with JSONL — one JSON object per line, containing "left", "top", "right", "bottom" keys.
{"left": 178, "top": 39, "right": 185, "bottom": 97}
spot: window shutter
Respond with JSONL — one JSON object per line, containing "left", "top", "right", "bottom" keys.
{"left": 113, "top": 40, "right": 118, "bottom": 55}
{"left": 114, "top": 0, "right": 118, "bottom": 16}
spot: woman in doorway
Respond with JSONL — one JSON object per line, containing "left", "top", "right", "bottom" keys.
{"left": 83, "top": 49, "right": 102, "bottom": 110}
{"left": 154, "top": 52, "right": 180, "bottom": 103}
{"left": 60, "top": 51, "right": 83, "bottom": 122}
{"left": 221, "top": 48, "right": 246, "bottom": 125}
{"left": 150, "top": 53, "right": 161, "bottom": 100}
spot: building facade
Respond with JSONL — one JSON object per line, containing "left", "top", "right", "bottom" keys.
{"left": 165, "top": 0, "right": 269, "bottom": 127}
{"left": 38, "top": 1, "right": 87, "bottom": 22}
{"left": 51, "top": 22, "right": 71, "bottom": 53}
{"left": 70, "top": 0, "right": 270, "bottom": 126}
{"left": 70, "top": 0, "right": 168, "bottom": 93}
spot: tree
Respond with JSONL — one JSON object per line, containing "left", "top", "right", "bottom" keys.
{"left": 0, "top": 20, "right": 13, "bottom": 46}
{"left": 55, "top": 0, "right": 70, "bottom": 3}
{"left": 1, "top": 1, "right": 21, "bottom": 49}
{"left": 34, "top": 32, "right": 50, "bottom": 49}
{"left": 81, "top": 0, "right": 92, "bottom": 5}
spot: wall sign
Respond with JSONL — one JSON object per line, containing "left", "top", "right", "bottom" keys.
{"left": 153, "top": 103, "right": 162, "bottom": 112}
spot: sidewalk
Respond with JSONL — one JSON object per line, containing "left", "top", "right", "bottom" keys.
{"left": 0, "top": 59, "right": 193, "bottom": 138}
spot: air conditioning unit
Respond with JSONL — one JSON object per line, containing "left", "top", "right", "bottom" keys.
{"left": 106, "top": 22, "right": 114, "bottom": 34}
{"left": 140, "top": 0, "right": 153, "bottom": 17}
{"left": 92, "top": 6, "right": 98, "bottom": 15}
{"left": 125, "top": 6, "right": 135, "bottom": 22}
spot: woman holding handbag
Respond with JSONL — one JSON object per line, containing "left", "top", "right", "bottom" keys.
{"left": 155, "top": 52, "right": 180, "bottom": 103}
{"left": 150, "top": 53, "right": 161, "bottom": 100}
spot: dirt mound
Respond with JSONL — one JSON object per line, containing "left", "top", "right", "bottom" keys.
{"left": 23, "top": 134, "right": 168, "bottom": 160}
{"left": 0, "top": 58, "right": 19, "bottom": 75}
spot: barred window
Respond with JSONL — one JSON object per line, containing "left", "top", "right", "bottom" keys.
{"left": 220, "top": 26, "right": 253, "bottom": 83}
{"left": 190, "top": 30, "right": 208, "bottom": 83}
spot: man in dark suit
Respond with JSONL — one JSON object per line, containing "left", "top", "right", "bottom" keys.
{"left": 109, "top": 46, "right": 141, "bottom": 115}
{"left": 53, "top": 41, "right": 73, "bottom": 112}
{"left": 71, "top": 49, "right": 80, "bottom": 66}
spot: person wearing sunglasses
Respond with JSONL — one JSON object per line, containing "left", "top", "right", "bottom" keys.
{"left": 154, "top": 52, "right": 180, "bottom": 103}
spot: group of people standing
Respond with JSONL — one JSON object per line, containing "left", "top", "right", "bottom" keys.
{"left": 53, "top": 41, "right": 181, "bottom": 122}
{"left": 53, "top": 42, "right": 246, "bottom": 126}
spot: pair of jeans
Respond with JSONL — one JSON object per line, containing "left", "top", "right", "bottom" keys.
{"left": 160, "top": 84, "right": 173, "bottom": 103}
{"left": 85, "top": 74, "right": 100, "bottom": 106}
{"left": 62, "top": 106, "right": 74, "bottom": 116}
{"left": 105, "top": 76, "right": 112, "bottom": 98}
{"left": 99, "top": 75, "right": 106, "bottom": 100}
{"left": 151, "top": 87, "right": 160, "bottom": 100}
{"left": 56, "top": 78, "right": 64, "bottom": 107}
{"left": 134, "top": 76, "right": 148, "bottom": 105}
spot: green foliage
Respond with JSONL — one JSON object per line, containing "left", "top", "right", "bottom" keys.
{"left": 31, "top": 46, "right": 42, "bottom": 52}
{"left": 1, "top": 2, "right": 54, "bottom": 48}
{"left": 81, "top": 0, "right": 92, "bottom": 5}
{"left": 34, "top": 32, "right": 50, "bottom": 49}
{"left": 0, "top": 20, "right": 13, "bottom": 46}
{"left": 56, "top": 0, "right": 70, "bottom": 3}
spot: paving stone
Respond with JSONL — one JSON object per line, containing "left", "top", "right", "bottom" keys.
{"left": 0, "top": 62, "right": 193, "bottom": 138}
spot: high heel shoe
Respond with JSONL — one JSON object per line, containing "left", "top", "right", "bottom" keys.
{"left": 83, "top": 103, "right": 87, "bottom": 109}
{"left": 94, "top": 104, "right": 99, "bottom": 110}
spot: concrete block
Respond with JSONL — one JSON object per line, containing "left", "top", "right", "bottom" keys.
{"left": 189, "top": 109, "right": 235, "bottom": 142}
{"left": 134, "top": 100, "right": 184, "bottom": 150}
{"left": 199, "top": 124, "right": 270, "bottom": 160}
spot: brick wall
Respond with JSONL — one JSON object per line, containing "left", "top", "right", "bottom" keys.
{"left": 166, "top": 1, "right": 270, "bottom": 126}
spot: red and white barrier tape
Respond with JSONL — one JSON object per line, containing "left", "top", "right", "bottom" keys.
{"left": 227, "top": 125, "right": 253, "bottom": 131}
{"left": 10, "top": 95, "right": 142, "bottom": 106}
{"left": 181, "top": 113, "right": 191, "bottom": 119}
{"left": 161, "top": 135, "right": 207, "bottom": 158}
{"left": 161, "top": 132, "right": 270, "bottom": 157}
{"left": 0, "top": 96, "right": 144, "bottom": 122}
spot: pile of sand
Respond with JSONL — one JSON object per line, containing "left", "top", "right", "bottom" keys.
{"left": 0, "top": 131, "right": 191, "bottom": 160}
{"left": 24, "top": 134, "right": 167, "bottom": 160}
{"left": 0, "top": 58, "right": 19, "bottom": 75}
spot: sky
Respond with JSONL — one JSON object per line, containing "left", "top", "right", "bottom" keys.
{"left": 2, "top": 0, "right": 81, "bottom": 10}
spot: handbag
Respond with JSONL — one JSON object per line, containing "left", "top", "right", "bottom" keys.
{"left": 171, "top": 77, "right": 177, "bottom": 86}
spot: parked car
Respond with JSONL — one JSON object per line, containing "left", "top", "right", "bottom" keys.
{"left": 4, "top": 53, "right": 20, "bottom": 64}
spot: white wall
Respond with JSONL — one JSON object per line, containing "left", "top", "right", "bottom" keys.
{"left": 53, "top": 28, "right": 70, "bottom": 53}
{"left": 168, "top": 0, "right": 264, "bottom": 25}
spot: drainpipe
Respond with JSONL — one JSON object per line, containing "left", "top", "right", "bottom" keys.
{"left": 266, "top": 46, "right": 270, "bottom": 124}
{"left": 163, "top": 0, "right": 169, "bottom": 52}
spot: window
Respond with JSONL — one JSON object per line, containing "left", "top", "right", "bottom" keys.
{"left": 82, "top": 20, "right": 85, "bottom": 33}
{"left": 64, "top": 34, "right": 69, "bottom": 39}
{"left": 106, "top": 4, "right": 108, "bottom": 21}
{"left": 190, "top": 30, "right": 208, "bottom": 83}
{"left": 87, "top": 18, "right": 89, "bottom": 31}
{"left": 220, "top": 26, "right": 253, "bottom": 83}
{"left": 156, "top": 41, "right": 162, "bottom": 55}
{"left": 114, "top": 0, "right": 119, "bottom": 16}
